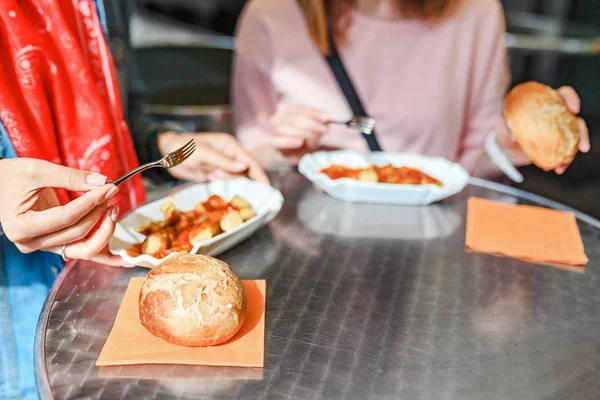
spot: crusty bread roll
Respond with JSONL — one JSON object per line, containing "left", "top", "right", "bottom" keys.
{"left": 139, "top": 253, "right": 246, "bottom": 347}
{"left": 504, "top": 81, "right": 580, "bottom": 171}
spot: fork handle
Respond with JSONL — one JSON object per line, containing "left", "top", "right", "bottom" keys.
{"left": 328, "top": 120, "right": 351, "bottom": 127}
{"left": 113, "top": 161, "right": 161, "bottom": 186}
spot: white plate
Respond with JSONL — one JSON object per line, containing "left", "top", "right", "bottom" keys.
{"left": 298, "top": 151, "right": 469, "bottom": 205}
{"left": 109, "top": 178, "right": 284, "bottom": 267}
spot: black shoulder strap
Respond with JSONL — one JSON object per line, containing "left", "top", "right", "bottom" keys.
{"left": 324, "top": 38, "right": 382, "bottom": 152}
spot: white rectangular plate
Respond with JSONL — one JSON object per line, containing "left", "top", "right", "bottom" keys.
{"left": 298, "top": 151, "right": 469, "bottom": 205}
{"left": 109, "top": 178, "right": 284, "bottom": 267}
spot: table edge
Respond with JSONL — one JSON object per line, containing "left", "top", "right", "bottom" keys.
{"left": 35, "top": 261, "right": 75, "bottom": 400}
{"left": 469, "top": 178, "right": 600, "bottom": 229}
{"left": 33, "top": 178, "right": 600, "bottom": 399}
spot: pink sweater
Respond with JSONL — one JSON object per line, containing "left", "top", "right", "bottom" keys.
{"left": 233, "top": 0, "right": 511, "bottom": 173}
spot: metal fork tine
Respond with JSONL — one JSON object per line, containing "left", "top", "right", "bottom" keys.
{"left": 172, "top": 145, "right": 196, "bottom": 166}
{"left": 167, "top": 139, "right": 194, "bottom": 158}
{"left": 180, "top": 142, "right": 196, "bottom": 155}
{"left": 181, "top": 145, "right": 196, "bottom": 158}
{"left": 172, "top": 146, "right": 195, "bottom": 164}
{"left": 180, "top": 149, "right": 195, "bottom": 162}
{"left": 172, "top": 140, "right": 194, "bottom": 156}
{"left": 168, "top": 140, "right": 195, "bottom": 163}
{"left": 113, "top": 139, "right": 197, "bottom": 186}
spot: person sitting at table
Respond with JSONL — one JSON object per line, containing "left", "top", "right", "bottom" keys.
{"left": 0, "top": 1, "right": 267, "bottom": 398}
{"left": 232, "top": 0, "right": 590, "bottom": 178}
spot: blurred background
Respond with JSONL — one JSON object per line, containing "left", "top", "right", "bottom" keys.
{"left": 131, "top": 0, "right": 600, "bottom": 218}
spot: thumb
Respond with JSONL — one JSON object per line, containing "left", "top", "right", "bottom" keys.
{"left": 25, "top": 159, "right": 108, "bottom": 191}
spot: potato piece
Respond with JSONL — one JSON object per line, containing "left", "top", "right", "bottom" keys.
{"left": 136, "top": 221, "right": 164, "bottom": 236}
{"left": 160, "top": 201, "right": 178, "bottom": 221}
{"left": 239, "top": 207, "right": 255, "bottom": 221}
{"left": 126, "top": 243, "right": 143, "bottom": 257}
{"left": 189, "top": 222, "right": 219, "bottom": 245}
{"left": 230, "top": 195, "right": 251, "bottom": 210}
{"left": 207, "top": 195, "right": 228, "bottom": 210}
{"left": 358, "top": 169, "right": 378, "bottom": 183}
{"left": 162, "top": 227, "right": 177, "bottom": 245}
{"left": 175, "top": 214, "right": 194, "bottom": 232}
{"left": 174, "top": 231, "right": 193, "bottom": 252}
{"left": 194, "top": 202, "right": 207, "bottom": 214}
{"left": 220, "top": 210, "right": 244, "bottom": 232}
{"left": 142, "top": 233, "right": 168, "bottom": 255}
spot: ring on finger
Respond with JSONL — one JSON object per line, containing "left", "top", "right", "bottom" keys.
{"left": 60, "top": 244, "right": 70, "bottom": 262}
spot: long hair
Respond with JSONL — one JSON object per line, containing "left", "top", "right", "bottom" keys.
{"left": 299, "top": 0, "right": 457, "bottom": 55}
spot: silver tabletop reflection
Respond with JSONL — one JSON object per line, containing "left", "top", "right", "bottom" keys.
{"left": 35, "top": 171, "right": 600, "bottom": 400}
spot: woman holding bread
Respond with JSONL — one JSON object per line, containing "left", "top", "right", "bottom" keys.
{"left": 0, "top": 1, "right": 266, "bottom": 397}
{"left": 233, "top": 0, "right": 590, "bottom": 179}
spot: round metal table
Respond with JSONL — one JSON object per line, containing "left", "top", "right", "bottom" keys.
{"left": 35, "top": 171, "right": 600, "bottom": 400}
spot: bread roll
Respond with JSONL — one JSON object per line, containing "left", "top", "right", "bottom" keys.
{"left": 504, "top": 81, "right": 579, "bottom": 171}
{"left": 139, "top": 254, "right": 246, "bottom": 347}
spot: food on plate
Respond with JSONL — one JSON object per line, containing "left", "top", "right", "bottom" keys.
{"left": 319, "top": 164, "right": 443, "bottom": 186}
{"left": 504, "top": 81, "right": 580, "bottom": 171}
{"left": 139, "top": 254, "right": 247, "bottom": 347}
{"left": 126, "top": 194, "right": 255, "bottom": 259}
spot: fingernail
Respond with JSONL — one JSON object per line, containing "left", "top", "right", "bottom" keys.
{"left": 105, "top": 185, "right": 119, "bottom": 200}
{"left": 110, "top": 206, "right": 119, "bottom": 222}
{"left": 234, "top": 162, "right": 247, "bottom": 170}
{"left": 583, "top": 144, "right": 591, "bottom": 153}
{"left": 87, "top": 173, "right": 107, "bottom": 186}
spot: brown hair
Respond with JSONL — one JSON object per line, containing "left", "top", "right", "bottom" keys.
{"left": 299, "top": 0, "right": 457, "bottom": 55}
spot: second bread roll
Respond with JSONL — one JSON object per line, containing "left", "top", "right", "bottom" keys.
{"left": 139, "top": 253, "right": 246, "bottom": 347}
{"left": 504, "top": 81, "right": 579, "bottom": 171}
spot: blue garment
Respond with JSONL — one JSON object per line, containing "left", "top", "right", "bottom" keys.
{"left": 0, "top": 2, "right": 106, "bottom": 398}
{"left": 0, "top": 121, "right": 63, "bottom": 400}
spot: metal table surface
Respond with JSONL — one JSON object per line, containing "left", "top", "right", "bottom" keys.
{"left": 35, "top": 171, "right": 600, "bottom": 400}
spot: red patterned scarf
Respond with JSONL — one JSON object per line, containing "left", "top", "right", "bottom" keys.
{"left": 0, "top": 0, "right": 145, "bottom": 214}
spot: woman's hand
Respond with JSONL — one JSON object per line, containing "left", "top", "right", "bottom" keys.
{"left": 496, "top": 86, "right": 591, "bottom": 174}
{"left": 269, "top": 102, "right": 330, "bottom": 151}
{"left": 157, "top": 132, "right": 270, "bottom": 183}
{"left": 0, "top": 158, "right": 127, "bottom": 266}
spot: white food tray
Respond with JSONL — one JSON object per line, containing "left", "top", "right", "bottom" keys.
{"left": 109, "top": 178, "right": 284, "bottom": 267}
{"left": 298, "top": 151, "right": 469, "bottom": 205}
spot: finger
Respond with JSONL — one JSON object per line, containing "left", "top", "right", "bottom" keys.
{"left": 305, "top": 137, "right": 319, "bottom": 150}
{"left": 276, "top": 115, "right": 328, "bottom": 140}
{"left": 20, "top": 203, "right": 107, "bottom": 250}
{"left": 196, "top": 146, "right": 250, "bottom": 174}
{"left": 555, "top": 164, "right": 569, "bottom": 175}
{"left": 14, "top": 185, "right": 117, "bottom": 240}
{"left": 293, "top": 115, "right": 328, "bottom": 136}
{"left": 246, "top": 161, "right": 270, "bottom": 183}
{"left": 577, "top": 117, "right": 590, "bottom": 153}
{"left": 170, "top": 167, "right": 211, "bottom": 183}
{"left": 226, "top": 145, "right": 270, "bottom": 183}
{"left": 495, "top": 119, "right": 530, "bottom": 163}
{"left": 557, "top": 86, "right": 580, "bottom": 114}
{"left": 62, "top": 206, "right": 119, "bottom": 261}
{"left": 23, "top": 159, "right": 108, "bottom": 191}
{"left": 289, "top": 104, "right": 330, "bottom": 122}
{"left": 272, "top": 135, "right": 304, "bottom": 150}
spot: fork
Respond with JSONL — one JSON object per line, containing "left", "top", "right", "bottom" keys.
{"left": 329, "top": 116, "right": 376, "bottom": 135}
{"left": 113, "top": 139, "right": 196, "bottom": 186}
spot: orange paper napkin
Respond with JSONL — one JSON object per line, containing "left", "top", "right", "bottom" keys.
{"left": 97, "top": 278, "right": 266, "bottom": 367}
{"left": 465, "top": 197, "right": 588, "bottom": 266}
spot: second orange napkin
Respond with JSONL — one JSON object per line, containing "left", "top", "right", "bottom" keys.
{"left": 97, "top": 278, "right": 266, "bottom": 367}
{"left": 466, "top": 197, "right": 588, "bottom": 266}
